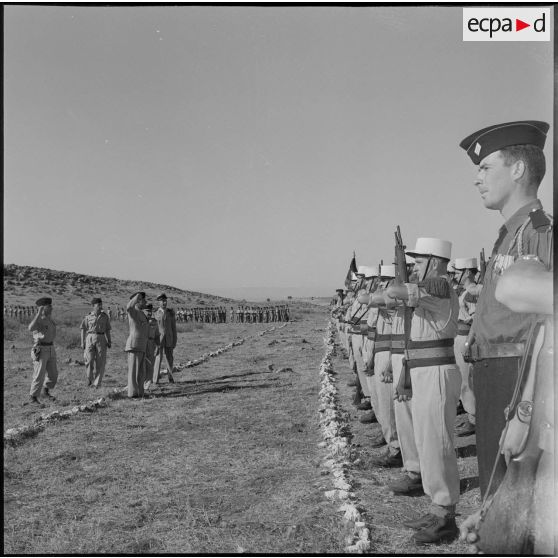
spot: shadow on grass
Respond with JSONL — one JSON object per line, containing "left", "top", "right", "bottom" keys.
{"left": 155, "top": 380, "right": 287, "bottom": 399}
{"left": 460, "top": 476, "right": 480, "bottom": 493}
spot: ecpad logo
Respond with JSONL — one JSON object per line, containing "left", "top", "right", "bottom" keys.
{"left": 463, "top": 8, "right": 550, "bottom": 41}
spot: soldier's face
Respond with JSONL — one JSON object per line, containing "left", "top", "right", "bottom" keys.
{"left": 160, "top": 299, "right": 167, "bottom": 309}
{"left": 474, "top": 151, "right": 515, "bottom": 210}
{"left": 93, "top": 303, "right": 102, "bottom": 314}
{"left": 42, "top": 304, "right": 52, "bottom": 316}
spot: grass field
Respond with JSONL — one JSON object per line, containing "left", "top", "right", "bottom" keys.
{"left": 4, "top": 272, "right": 480, "bottom": 554}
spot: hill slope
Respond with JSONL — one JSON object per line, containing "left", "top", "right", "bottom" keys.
{"left": 3, "top": 264, "right": 235, "bottom": 308}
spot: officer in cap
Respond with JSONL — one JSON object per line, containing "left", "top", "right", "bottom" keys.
{"left": 452, "top": 258, "right": 478, "bottom": 437}
{"left": 125, "top": 291, "right": 149, "bottom": 398}
{"left": 153, "top": 294, "right": 177, "bottom": 384}
{"left": 459, "top": 120, "right": 552, "bottom": 498}
{"left": 27, "top": 297, "right": 58, "bottom": 404}
{"left": 385, "top": 237, "right": 461, "bottom": 544}
{"left": 80, "top": 297, "right": 112, "bottom": 388}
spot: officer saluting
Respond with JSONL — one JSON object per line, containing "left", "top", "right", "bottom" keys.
{"left": 459, "top": 120, "right": 552, "bottom": 498}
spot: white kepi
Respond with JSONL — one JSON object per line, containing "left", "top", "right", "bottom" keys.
{"left": 406, "top": 237, "right": 452, "bottom": 260}
{"left": 358, "top": 266, "right": 377, "bottom": 278}
{"left": 380, "top": 264, "right": 396, "bottom": 278}
{"left": 454, "top": 257, "right": 478, "bottom": 270}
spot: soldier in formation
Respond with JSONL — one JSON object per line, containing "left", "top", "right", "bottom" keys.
{"left": 330, "top": 120, "right": 552, "bottom": 549}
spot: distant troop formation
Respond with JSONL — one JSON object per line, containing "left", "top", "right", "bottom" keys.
{"left": 331, "top": 120, "right": 553, "bottom": 552}
{"left": 4, "top": 305, "right": 36, "bottom": 319}
{"left": 93, "top": 304, "right": 290, "bottom": 324}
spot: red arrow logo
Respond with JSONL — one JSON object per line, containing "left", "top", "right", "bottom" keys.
{"left": 516, "top": 19, "right": 530, "bottom": 31}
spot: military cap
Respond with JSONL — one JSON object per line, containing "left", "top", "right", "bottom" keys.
{"left": 91, "top": 297, "right": 102, "bottom": 305}
{"left": 380, "top": 265, "right": 396, "bottom": 278}
{"left": 35, "top": 297, "right": 52, "bottom": 306}
{"left": 144, "top": 303, "right": 153, "bottom": 311}
{"left": 447, "top": 261, "right": 456, "bottom": 274}
{"left": 336, "top": 288, "right": 344, "bottom": 293}
{"left": 460, "top": 120, "right": 549, "bottom": 165}
{"left": 406, "top": 238, "right": 452, "bottom": 261}
{"left": 129, "top": 291, "right": 146, "bottom": 300}
{"left": 156, "top": 293, "right": 167, "bottom": 301}
{"left": 454, "top": 257, "right": 478, "bottom": 270}
{"left": 359, "top": 266, "right": 377, "bottom": 279}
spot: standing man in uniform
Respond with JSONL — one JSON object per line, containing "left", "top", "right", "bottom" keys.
{"left": 452, "top": 258, "right": 478, "bottom": 436}
{"left": 80, "top": 297, "right": 112, "bottom": 388}
{"left": 459, "top": 120, "right": 552, "bottom": 498}
{"left": 385, "top": 237, "right": 461, "bottom": 544}
{"left": 153, "top": 293, "right": 176, "bottom": 384}
{"left": 125, "top": 291, "right": 149, "bottom": 398}
{"left": 28, "top": 297, "right": 58, "bottom": 404}
{"left": 143, "top": 303, "right": 160, "bottom": 390}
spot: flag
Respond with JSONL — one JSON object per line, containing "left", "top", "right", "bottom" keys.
{"left": 344, "top": 253, "right": 357, "bottom": 289}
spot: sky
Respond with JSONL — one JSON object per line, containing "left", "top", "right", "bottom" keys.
{"left": 4, "top": 5, "right": 553, "bottom": 300}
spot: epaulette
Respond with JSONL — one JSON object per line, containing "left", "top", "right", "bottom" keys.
{"left": 418, "top": 277, "right": 451, "bottom": 299}
{"left": 529, "top": 208, "right": 552, "bottom": 232}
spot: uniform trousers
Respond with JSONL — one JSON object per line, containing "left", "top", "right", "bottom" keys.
{"left": 372, "top": 351, "right": 399, "bottom": 454}
{"left": 153, "top": 345, "right": 174, "bottom": 383}
{"left": 144, "top": 341, "right": 157, "bottom": 388}
{"left": 84, "top": 334, "right": 108, "bottom": 387}
{"left": 391, "top": 353, "right": 420, "bottom": 475}
{"left": 472, "top": 357, "right": 519, "bottom": 498}
{"left": 410, "top": 364, "right": 461, "bottom": 511}
{"left": 127, "top": 351, "right": 145, "bottom": 398}
{"left": 361, "top": 337, "right": 379, "bottom": 413}
{"left": 352, "top": 334, "right": 370, "bottom": 397}
{"left": 454, "top": 334, "right": 476, "bottom": 422}
{"left": 30, "top": 345, "right": 58, "bottom": 397}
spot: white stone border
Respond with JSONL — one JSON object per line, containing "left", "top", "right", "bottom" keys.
{"left": 318, "top": 320, "right": 371, "bottom": 554}
{"left": 4, "top": 322, "right": 290, "bottom": 447}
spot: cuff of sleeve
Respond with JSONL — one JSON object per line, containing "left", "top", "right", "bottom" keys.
{"left": 405, "top": 283, "right": 420, "bottom": 307}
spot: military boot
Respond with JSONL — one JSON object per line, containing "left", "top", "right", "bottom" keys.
{"left": 413, "top": 515, "right": 458, "bottom": 545}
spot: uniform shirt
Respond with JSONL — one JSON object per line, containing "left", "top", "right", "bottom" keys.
{"left": 125, "top": 303, "right": 149, "bottom": 353}
{"left": 80, "top": 311, "right": 111, "bottom": 335}
{"left": 472, "top": 200, "right": 553, "bottom": 345}
{"left": 155, "top": 307, "right": 177, "bottom": 348}
{"left": 458, "top": 290, "right": 476, "bottom": 325}
{"left": 405, "top": 280, "right": 458, "bottom": 341}
{"left": 32, "top": 317, "right": 57, "bottom": 344}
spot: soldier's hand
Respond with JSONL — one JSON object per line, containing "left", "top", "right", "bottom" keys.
{"left": 380, "top": 371, "right": 393, "bottom": 383}
{"left": 459, "top": 509, "right": 483, "bottom": 552}
{"left": 463, "top": 332, "right": 476, "bottom": 359}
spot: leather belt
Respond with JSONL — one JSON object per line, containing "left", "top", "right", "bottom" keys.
{"left": 373, "top": 333, "right": 391, "bottom": 353}
{"left": 391, "top": 334, "right": 405, "bottom": 354}
{"left": 405, "top": 338, "right": 455, "bottom": 369}
{"left": 87, "top": 332, "right": 105, "bottom": 335}
{"left": 469, "top": 342, "right": 525, "bottom": 360}
{"left": 457, "top": 320, "right": 471, "bottom": 336}
{"left": 38, "top": 342, "right": 53, "bottom": 346}
{"left": 366, "top": 328, "right": 377, "bottom": 341}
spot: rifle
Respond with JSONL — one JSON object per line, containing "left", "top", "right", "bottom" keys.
{"left": 477, "top": 248, "right": 486, "bottom": 284}
{"left": 347, "top": 275, "right": 375, "bottom": 326}
{"left": 394, "top": 226, "right": 413, "bottom": 397}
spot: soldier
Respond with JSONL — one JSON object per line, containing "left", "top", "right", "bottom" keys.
{"left": 452, "top": 257, "right": 478, "bottom": 437}
{"left": 153, "top": 293, "right": 176, "bottom": 384}
{"left": 362, "top": 264, "right": 402, "bottom": 461}
{"left": 80, "top": 297, "right": 112, "bottom": 388}
{"left": 125, "top": 291, "right": 148, "bottom": 398}
{"left": 27, "top": 297, "right": 58, "bottom": 404}
{"left": 346, "top": 268, "right": 372, "bottom": 407}
{"left": 459, "top": 120, "right": 552, "bottom": 499}
{"left": 385, "top": 237, "right": 461, "bottom": 544}
{"left": 143, "top": 304, "right": 160, "bottom": 390}
{"left": 107, "top": 305, "right": 113, "bottom": 320}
